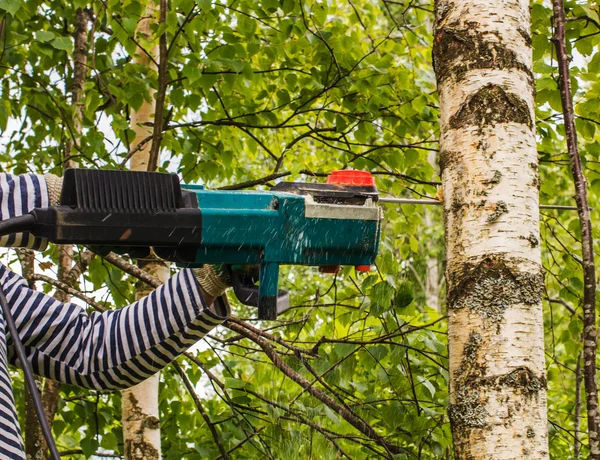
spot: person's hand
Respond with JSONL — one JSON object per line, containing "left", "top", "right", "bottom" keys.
{"left": 44, "top": 174, "right": 63, "bottom": 205}
{"left": 193, "top": 264, "right": 259, "bottom": 313}
{"left": 193, "top": 264, "right": 231, "bottom": 299}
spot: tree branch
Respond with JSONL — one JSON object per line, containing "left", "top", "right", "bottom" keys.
{"left": 552, "top": 2, "right": 600, "bottom": 457}
{"left": 225, "top": 320, "right": 414, "bottom": 457}
{"left": 172, "top": 362, "right": 230, "bottom": 459}
{"left": 100, "top": 252, "right": 162, "bottom": 288}
{"left": 147, "top": 0, "right": 169, "bottom": 172}
{"left": 29, "top": 274, "right": 107, "bottom": 312}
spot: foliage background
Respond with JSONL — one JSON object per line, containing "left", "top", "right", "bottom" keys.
{"left": 0, "top": 0, "right": 597, "bottom": 457}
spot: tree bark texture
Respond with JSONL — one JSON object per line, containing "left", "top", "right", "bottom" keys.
{"left": 36, "top": 10, "right": 91, "bottom": 459}
{"left": 122, "top": 3, "right": 167, "bottom": 459}
{"left": 18, "top": 250, "right": 45, "bottom": 460}
{"left": 433, "top": 0, "right": 549, "bottom": 458}
{"left": 425, "top": 151, "right": 442, "bottom": 313}
{"left": 147, "top": 0, "right": 168, "bottom": 172}
{"left": 551, "top": 1, "right": 600, "bottom": 457}
{"left": 575, "top": 352, "right": 583, "bottom": 458}
{"left": 63, "top": 8, "right": 88, "bottom": 166}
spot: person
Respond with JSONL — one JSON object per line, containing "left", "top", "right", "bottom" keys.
{"left": 0, "top": 172, "right": 232, "bottom": 458}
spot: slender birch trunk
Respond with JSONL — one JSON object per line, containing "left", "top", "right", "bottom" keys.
{"left": 551, "top": 1, "right": 600, "bottom": 456}
{"left": 23, "top": 9, "right": 90, "bottom": 459}
{"left": 18, "top": 250, "right": 45, "bottom": 460}
{"left": 575, "top": 352, "right": 583, "bottom": 457}
{"left": 425, "top": 151, "right": 441, "bottom": 312}
{"left": 433, "top": 0, "right": 548, "bottom": 458}
{"left": 121, "top": 3, "right": 168, "bottom": 458}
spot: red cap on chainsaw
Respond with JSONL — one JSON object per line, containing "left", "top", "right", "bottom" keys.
{"left": 327, "top": 170, "right": 375, "bottom": 187}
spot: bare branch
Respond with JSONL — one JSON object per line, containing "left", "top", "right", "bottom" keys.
{"left": 29, "top": 274, "right": 107, "bottom": 312}
{"left": 173, "top": 362, "right": 230, "bottom": 459}
{"left": 225, "top": 319, "right": 414, "bottom": 458}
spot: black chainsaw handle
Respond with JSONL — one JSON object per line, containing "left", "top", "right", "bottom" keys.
{"left": 230, "top": 267, "right": 290, "bottom": 320}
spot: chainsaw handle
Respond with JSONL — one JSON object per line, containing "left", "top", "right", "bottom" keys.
{"left": 230, "top": 263, "right": 290, "bottom": 320}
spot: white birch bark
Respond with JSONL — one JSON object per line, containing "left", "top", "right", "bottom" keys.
{"left": 433, "top": 0, "right": 548, "bottom": 458}
{"left": 425, "top": 151, "right": 441, "bottom": 312}
{"left": 121, "top": 3, "right": 167, "bottom": 459}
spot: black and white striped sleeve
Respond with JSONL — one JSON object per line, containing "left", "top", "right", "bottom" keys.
{"left": 0, "top": 264, "right": 228, "bottom": 390}
{"left": 0, "top": 173, "right": 49, "bottom": 250}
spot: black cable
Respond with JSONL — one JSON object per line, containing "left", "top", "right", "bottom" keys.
{"left": 0, "top": 215, "right": 35, "bottom": 237}
{"left": 0, "top": 283, "right": 60, "bottom": 459}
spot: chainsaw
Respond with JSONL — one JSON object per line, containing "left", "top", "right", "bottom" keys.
{"left": 0, "top": 168, "right": 382, "bottom": 320}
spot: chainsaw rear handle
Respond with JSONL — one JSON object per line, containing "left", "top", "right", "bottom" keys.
{"left": 230, "top": 264, "right": 291, "bottom": 320}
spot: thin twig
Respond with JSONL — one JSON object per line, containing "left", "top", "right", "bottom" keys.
{"left": 172, "top": 362, "right": 230, "bottom": 459}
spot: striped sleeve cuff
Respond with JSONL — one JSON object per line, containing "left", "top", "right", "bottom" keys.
{"left": 0, "top": 174, "right": 48, "bottom": 250}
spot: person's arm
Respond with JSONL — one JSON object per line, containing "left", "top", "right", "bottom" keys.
{"left": 1, "top": 262, "right": 230, "bottom": 390}
{"left": 0, "top": 173, "right": 61, "bottom": 250}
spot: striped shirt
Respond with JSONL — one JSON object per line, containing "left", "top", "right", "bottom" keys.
{"left": 0, "top": 173, "right": 228, "bottom": 458}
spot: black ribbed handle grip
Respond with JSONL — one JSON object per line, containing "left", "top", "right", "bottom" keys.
{"left": 60, "top": 169, "right": 183, "bottom": 213}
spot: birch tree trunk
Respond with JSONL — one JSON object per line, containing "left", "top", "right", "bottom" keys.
{"left": 23, "top": 9, "right": 90, "bottom": 459}
{"left": 425, "top": 151, "right": 441, "bottom": 312}
{"left": 121, "top": 3, "right": 168, "bottom": 459}
{"left": 18, "top": 249, "right": 45, "bottom": 460}
{"left": 432, "top": 0, "right": 549, "bottom": 458}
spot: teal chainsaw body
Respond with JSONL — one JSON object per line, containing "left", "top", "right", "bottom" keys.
{"left": 14, "top": 169, "right": 382, "bottom": 319}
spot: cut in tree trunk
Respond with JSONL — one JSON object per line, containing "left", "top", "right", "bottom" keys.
{"left": 551, "top": 1, "right": 600, "bottom": 457}
{"left": 433, "top": 0, "right": 549, "bottom": 458}
{"left": 122, "top": 2, "right": 167, "bottom": 458}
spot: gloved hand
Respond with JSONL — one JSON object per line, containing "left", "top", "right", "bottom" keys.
{"left": 193, "top": 264, "right": 259, "bottom": 306}
{"left": 193, "top": 264, "right": 231, "bottom": 298}
{"left": 44, "top": 174, "right": 63, "bottom": 205}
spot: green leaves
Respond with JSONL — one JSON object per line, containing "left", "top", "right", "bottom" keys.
{"left": 35, "top": 31, "right": 55, "bottom": 42}
{"left": 0, "top": 0, "right": 21, "bottom": 15}
{"left": 2, "top": 0, "right": 442, "bottom": 458}
{"left": 50, "top": 36, "right": 73, "bottom": 52}
{"left": 394, "top": 281, "right": 414, "bottom": 309}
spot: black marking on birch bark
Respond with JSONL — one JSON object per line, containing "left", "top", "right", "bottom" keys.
{"left": 433, "top": 0, "right": 452, "bottom": 29}
{"left": 439, "top": 149, "right": 462, "bottom": 174}
{"left": 521, "top": 233, "right": 539, "bottom": 248}
{"left": 449, "top": 330, "right": 546, "bottom": 432}
{"left": 450, "top": 369, "right": 546, "bottom": 430}
{"left": 447, "top": 256, "right": 544, "bottom": 321}
{"left": 449, "top": 389, "right": 488, "bottom": 428}
{"left": 482, "top": 170, "right": 502, "bottom": 185}
{"left": 123, "top": 393, "right": 161, "bottom": 460}
{"left": 492, "top": 367, "right": 546, "bottom": 394}
{"left": 487, "top": 200, "right": 508, "bottom": 222}
{"left": 144, "top": 416, "right": 160, "bottom": 429}
{"left": 455, "top": 332, "right": 486, "bottom": 381}
{"left": 449, "top": 84, "right": 533, "bottom": 130}
{"left": 433, "top": 27, "right": 534, "bottom": 84}
{"left": 450, "top": 332, "right": 488, "bottom": 429}
{"left": 518, "top": 27, "right": 533, "bottom": 46}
